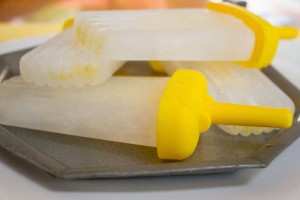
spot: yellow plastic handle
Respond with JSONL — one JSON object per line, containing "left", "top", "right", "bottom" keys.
{"left": 207, "top": 2, "right": 298, "bottom": 69}
{"left": 207, "top": 102, "right": 292, "bottom": 128}
{"left": 276, "top": 26, "right": 298, "bottom": 39}
{"left": 157, "top": 69, "right": 293, "bottom": 160}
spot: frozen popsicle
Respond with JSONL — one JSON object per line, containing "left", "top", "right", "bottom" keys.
{"left": 151, "top": 61, "right": 295, "bottom": 136}
{"left": 0, "top": 70, "right": 293, "bottom": 160}
{"left": 20, "top": 29, "right": 125, "bottom": 87}
{"left": 74, "top": 2, "right": 297, "bottom": 68}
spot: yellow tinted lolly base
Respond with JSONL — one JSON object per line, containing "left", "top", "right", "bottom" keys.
{"left": 157, "top": 70, "right": 293, "bottom": 160}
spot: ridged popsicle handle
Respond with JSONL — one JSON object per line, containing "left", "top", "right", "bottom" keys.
{"left": 276, "top": 26, "right": 298, "bottom": 39}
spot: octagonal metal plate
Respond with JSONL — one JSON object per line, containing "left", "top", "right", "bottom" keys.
{"left": 0, "top": 49, "right": 299, "bottom": 179}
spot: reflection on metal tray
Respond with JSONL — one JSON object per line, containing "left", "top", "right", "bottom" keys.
{"left": 0, "top": 49, "right": 299, "bottom": 179}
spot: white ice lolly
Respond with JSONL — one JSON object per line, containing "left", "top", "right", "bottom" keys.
{"left": 0, "top": 71, "right": 293, "bottom": 160}
{"left": 0, "top": 76, "right": 166, "bottom": 147}
{"left": 74, "top": 9, "right": 255, "bottom": 61}
{"left": 20, "top": 29, "right": 125, "bottom": 87}
{"left": 158, "top": 61, "right": 295, "bottom": 136}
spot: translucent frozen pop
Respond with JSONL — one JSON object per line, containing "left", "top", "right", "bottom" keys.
{"left": 74, "top": 8, "right": 255, "bottom": 61}
{"left": 74, "top": 2, "right": 298, "bottom": 68}
{"left": 20, "top": 2, "right": 298, "bottom": 88}
{"left": 0, "top": 76, "right": 164, "bottom": 147}
{"left": 152, "top": 61, "right": 295, "bottom": 136}
{"left": 0, "top": 70, "right": 293, "bottom": 160}
{"left": 20, "top": 29, "right": 125, "bottom": 87}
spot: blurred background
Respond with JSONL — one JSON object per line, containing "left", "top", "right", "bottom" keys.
{"left": 0, "top": 0, "right": 300, "bottom": 22}
{"left": 0, "top": 0, "right": 208, "bottom": 23}
{"left": 0, "top": 0, "right": 299, "bottom": 42}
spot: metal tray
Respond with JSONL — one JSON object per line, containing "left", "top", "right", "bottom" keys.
{"left": 0, "top": 49, "right": 299, "bottom": 179}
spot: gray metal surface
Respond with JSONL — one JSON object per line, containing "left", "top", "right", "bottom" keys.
{"left": 0, "top": 49, "right": 299, "bottom": 179}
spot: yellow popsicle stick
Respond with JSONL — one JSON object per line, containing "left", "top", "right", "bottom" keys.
{"left": 157, "top": 70, "right": 293, "bottom": 160}
{"left": 207, "top": 102, "right": 292, "bottom": 128}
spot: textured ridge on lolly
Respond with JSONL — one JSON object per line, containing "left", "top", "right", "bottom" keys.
{"left": 74, "top": 9, "right": 255, "bottom": 61}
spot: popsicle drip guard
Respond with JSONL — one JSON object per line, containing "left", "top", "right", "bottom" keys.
{"left": 206, "top": 2, "right": 298, "bottom": 69}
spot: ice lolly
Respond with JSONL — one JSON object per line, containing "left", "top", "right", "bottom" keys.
{"left": 20, "top": 29, "right": 125, "bottom": 87}
{"left": 74, "top": 8, "right": 254, "bottom": 61}
{"left": 74, "top": 2, "right": 297, "bottom": 68}
{"left": 0, "top": 70, "right": 293, "bottom": 160}
{"left": 151, "top": 61, "right": 295, "bottom": 136}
